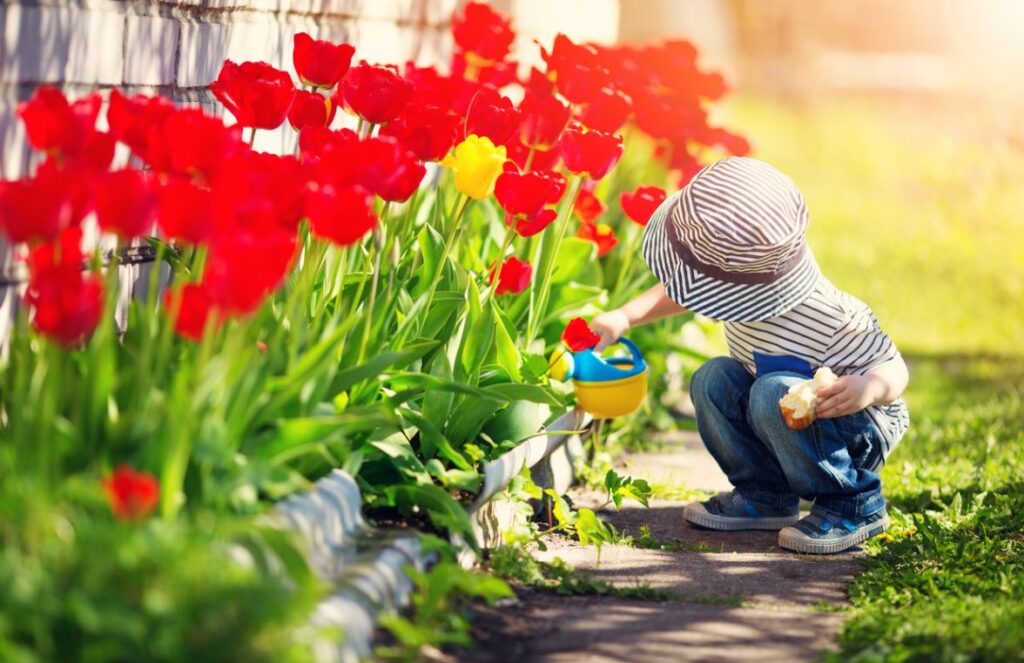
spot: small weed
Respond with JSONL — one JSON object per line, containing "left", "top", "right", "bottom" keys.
{"left": 647, "top": 479, "right": 711, "bottom": 503}
{"left": 488, "top": 547, "right": 740, "bottom": 606}
{"left": 810, "top": 601, "right": 850, "bottom": 613}
{"left": 375, "top": 559, "right": 513, "bottom": 663}
{"left": 623, "top": 524, "right": 726, "bottom": 553}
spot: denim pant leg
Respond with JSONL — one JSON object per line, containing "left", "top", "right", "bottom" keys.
{"left": 747, "top": 372, "right": 888, "bottom": 518}
{"left": 690, "top": 357, "right": 799, "bottom": 511}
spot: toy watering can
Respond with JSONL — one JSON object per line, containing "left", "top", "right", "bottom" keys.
{"left": 548, "top": 338, "right": 648, "bottom": 419}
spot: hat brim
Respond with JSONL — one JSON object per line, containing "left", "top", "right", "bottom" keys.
{"left": 642, "top": 192, "right": 821, "bottom": 323}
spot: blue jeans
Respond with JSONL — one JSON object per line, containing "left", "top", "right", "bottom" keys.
{"left": 690, "top": 356, "right": 889, "bottom": 518}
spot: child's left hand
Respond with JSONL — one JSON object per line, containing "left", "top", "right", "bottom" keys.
{"left": 815, "top": 375, "right": 883, "bottom": 419}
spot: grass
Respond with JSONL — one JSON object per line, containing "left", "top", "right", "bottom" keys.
{"left": 719, "top": 95, "right": 1024, "bottom": 661}
{"left": 825, "top": 357, "right": 1024, "bottom": 662}
{"left": 724, "top": 95, "right": 1024, "bottom": 358}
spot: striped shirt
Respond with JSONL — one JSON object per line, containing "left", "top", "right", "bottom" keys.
{"left": 723, "top": 278, "right": 910, "bottom": 455}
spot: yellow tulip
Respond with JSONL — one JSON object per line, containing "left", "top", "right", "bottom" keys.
{"left": 441, "top": 135, "right": 507, "bottom": 201}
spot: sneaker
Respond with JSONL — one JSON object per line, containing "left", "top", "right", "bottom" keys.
{"left": 683, "top": 491, "right": 800, "bottom": 531}
{"left": 778, "top": 507, "right": 889, "bottom": 554}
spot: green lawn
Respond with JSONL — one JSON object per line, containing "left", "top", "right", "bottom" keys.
{"left": 725, "top": 95, "right": 1024, "bottom": 358}
{"left": 719, "top": 96, "right": 1024, "bottom": 661}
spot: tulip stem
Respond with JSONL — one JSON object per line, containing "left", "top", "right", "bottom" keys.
{"left": 484, "top": 225, "right": 517, "bottom": 304}
{"left": 405, "top": 193, "right": 469, "bottom": 341}
{"left": 612, "top": 224, "right": 642, "bottom": 297}
{"left": 357, "top": 204, "right": 390, "bottom": 364}
{"left": 524, "top": 146, "right": 537, "bottom": 173}
{"left": 526, "top": 176, "right": 582, "bottom": 345}
{"left": 247, "top": 127, "right": 257, "bottom": 147}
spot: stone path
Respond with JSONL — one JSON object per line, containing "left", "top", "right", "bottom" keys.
{"left": 466, "top": 431, "right": 863, "bottom": 662}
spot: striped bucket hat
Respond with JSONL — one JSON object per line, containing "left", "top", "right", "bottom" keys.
{"left": 642, "top": 157, "right": 821, "bottom": 322}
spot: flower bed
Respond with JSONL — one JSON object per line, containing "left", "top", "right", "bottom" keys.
{"left": 0, "top": 2, "right": 745, "bottom": 659}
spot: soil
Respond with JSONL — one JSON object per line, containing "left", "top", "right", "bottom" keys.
{"left": 456, "top": 430, "right": 862, "bottom": 663}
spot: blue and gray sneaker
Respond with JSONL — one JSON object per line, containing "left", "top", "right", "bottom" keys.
{"left": 683, "top": 491, "right": 800, "bottom": 531}
{"left": 778, "top": 507, "right": 889, "bottom": 554}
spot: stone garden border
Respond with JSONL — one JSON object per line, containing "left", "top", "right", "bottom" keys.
{"left": 271, "top": 408, "right": 592, "bottom": 662}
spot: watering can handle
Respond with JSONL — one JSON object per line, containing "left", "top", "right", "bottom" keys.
{"left": 611, "top": 337, "right": 644, "bottom": 364}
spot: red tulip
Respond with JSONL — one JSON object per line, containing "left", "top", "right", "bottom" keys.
{"left": 18, "top": 87, "right": 99, "bottom": 155}
{"left": 489, "top": 256, "right": 532, "bottom": 295}
{"left": 24, "top": 227, "right": 104, "bottom": 346}
{"left": 292, "top": 32, "right": 355, "bottom": 88}
{"left": 507, "top": 208, "right": 556, "bottom": 238}
{"left": 562, "top": 317, "right": 601, "bottom": 352}
{"left": 203, "top": 229, "right": 298, "bottom": 314}
{"left": 107, "top": 90, "right": 176, "bottom": 160}
{"left": 305, "top": 183, "right": 377, "bottom": 246}
{"left": 405, "top": 63, "right": 461, "bottom": 111}
{"left": 698, "top": 71, "right": 728, "bottom": 100}
{"left": 542, "top": 35, "right": 612, "bottom": 105}
{"left": 211, "top": 60, "right": 296, "bottom": 130}
{"left": 299, "top": 126, "right": 359, "bottom": 160}
{"left": 151, "top": 108, "right": 243, "bottom": 180}
{"left": 452, "top": 2, "right": 515, "bottom": 67}
{"left": 164, "top": 283, "right": 218, "bottom": 341}
{"left": 495, "top": 164, "right": 565, "bottom": 218}
{"left": 379, "top": 103, "right": 460, "bottom": 162}
{"left": 0, "top": 168, "right": 77, "bottom": 244}
{"left": 560, "top": 124, "right": 623, "bottom": 180}
{"left": 704, "top": 126, "right": 751, "bottom": 156}
{"left": 666, "top": 143, "right": 703, "bottom": 186}
{"left": 464, "top": 88, "right": 521, "bottom": 145}
{"left": 620, "top": 185, "right": 667, "bottom": 227}
{"left": 95, "top": 169, "right": 158, "bottom": 239}
{"left": 350, "top": 136, "right": 425, "bottom": 203}
{"left": 577, "top": 220, "right": 618, "bottom": 257}
{"left": 504, "top": 138, "right": 561, "bottom": 172}
{"left": 158, "top": 177, "right": 214, "bottom": 245}
{"left": 339, "top": 62, "right": 412, "bottom": 125}
{"left": 633, "top": 89, "right": 704, "bottom": 143}
{"left": 524, "top": 68, "right": 555, "bottom": 98}
{"left": 102, "top": 466, "right": 160, "bottom": 521}
{"left": 519, "top": 92, "right": 570, "bottom": 151}
{"left": 573, "top": 181, "right": 605, "bottom": 224}
{"left": 212, "top": 152, "right": 308, "bottom": 234}
{"left": 451, "top": 51, "right": 519, "bottom": 87}
{"left": 579, "top": 87, "right": 632, "bottom": 133}
{"left": 287, "top": 90, "right": 336, "bottom": 131}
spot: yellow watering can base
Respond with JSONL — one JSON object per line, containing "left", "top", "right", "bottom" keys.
{"left": 573, "top": 370, "right": 649, "bottom": 419}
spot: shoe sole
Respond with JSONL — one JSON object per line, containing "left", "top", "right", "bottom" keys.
{"left": 778, "top": 516, "right": 890, "bottom": 554}
{"left": 683, "top": 502, "right": 800, "bottom": 531}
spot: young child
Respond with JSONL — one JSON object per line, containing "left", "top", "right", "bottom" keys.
{"left": 591, "top": 157, "right": 909, "bottom": 554}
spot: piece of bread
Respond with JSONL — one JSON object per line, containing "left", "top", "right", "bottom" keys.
{"left": 778, "top": 367, "right": 838, "bottom": 429}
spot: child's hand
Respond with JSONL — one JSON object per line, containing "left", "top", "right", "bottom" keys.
{"left": 590, "top": 309, "right": 631, "bottom": 351}
{"left": 815, "top": 374, "right": 885, "bottom": 419}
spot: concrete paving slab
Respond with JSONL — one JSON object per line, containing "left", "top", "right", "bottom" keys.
{"left": 535, "top": 539, "right": 859, "bottom": 607}
{"left": 466, "top": 592, "right": 845, "bottom": 663}
{"left": 618, "top": 431, "right": 734, "bottom": 494}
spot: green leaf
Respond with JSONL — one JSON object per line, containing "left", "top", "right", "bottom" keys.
{"left": 459, "top": 281, "right": 495, "bottom": 377}
{"left": 388, "top": 484, "right": 476, "bottom": 545}
{"left": 575, "top": 507, "right": 616, "bottom": 556}
{"left": 444, "top": 398, "right": 503, "bottom": 447}
{"left": 418, "top": 223, "right": 445, "bottom": 282}
{"left": 371, "top": 434, "right": 432, "bottom": 485}
{"left": 545, "top": 488, "right": 576, "bottom": 529}
{"left": 482, "top": 382, "right": 562, "bottom": 407}
{"left": 419, "top": 351, "right": 454, "bottom": 460}
{"left": 331, "top": 339, "right": 439, "bottom": 395}
{"left": 552, "top": 237, "right": 597, "bottom": 284}
{"left": 251, "top": 407, "right": 397, "bottom": 465}
{"left": 492, "top": 307, "right": 522, "bottom": 382}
